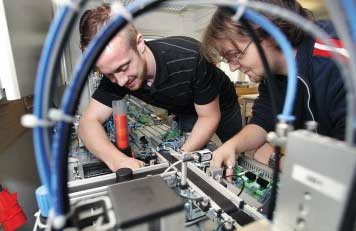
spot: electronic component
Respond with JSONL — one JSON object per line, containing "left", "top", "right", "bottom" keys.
{"left": 134, "top": 150, "right": 158, "bottom": 165}
{"left": 68, "top": 98, "right": 172, "bottom": 180}
{"left": 217, "top": 156, "right": 275, "bottom": 207}
{"left": 67, "top": 101, "right": 272, "bottom": 229}
{"left": 192, "top": 149, "right": 213, "bottom": 171}
{"left": 64, "top": 149, "right": 266, "bottom": 231}
{"left": 195, "top": 149, "right": 213, "bottom": 163}
{"left": 82, "top": 162, "right": 112, "bottom": 179}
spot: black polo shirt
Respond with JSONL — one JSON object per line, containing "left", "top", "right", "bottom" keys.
{"left": 93, "top": 36, "right": 238, "bottom": 117}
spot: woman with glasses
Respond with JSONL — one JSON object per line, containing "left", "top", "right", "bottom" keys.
{"left": 201, "top": 0, "right": 346, "bottom": 174}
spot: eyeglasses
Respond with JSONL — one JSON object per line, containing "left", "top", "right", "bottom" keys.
{"left": 220, "top": 40, "right": 253, "bottom": 64}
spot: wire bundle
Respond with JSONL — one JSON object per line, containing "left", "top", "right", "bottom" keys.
{"left": 32, "top": 1, "right": 85, "bottom": 228}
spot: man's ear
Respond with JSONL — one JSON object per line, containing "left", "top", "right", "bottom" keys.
{"left": 136, "top": 33, "right": 145, "bottom": 53}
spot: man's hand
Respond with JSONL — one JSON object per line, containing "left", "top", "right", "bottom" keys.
{"left": 253, "top": 143, "right": 275, "bottom": 165}
{"left": 111, "top": 157, "right": 144, "bottom": 172}
{"left": 211, "top": 142, "right": 237, "bottom": 182}
{"left": 253, "top": 143, "right": 285, "bottom": 172}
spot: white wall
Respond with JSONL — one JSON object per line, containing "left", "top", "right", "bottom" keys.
{"left": 0, "top": 0, "right": 52, "bottom": 100}
{"left": 134, "top": 5, "right": 215, "bottom": 41}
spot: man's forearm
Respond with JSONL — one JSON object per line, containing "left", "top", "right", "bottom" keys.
{"left": 225, "top": 124, "right": 267, "bottom": 155}
{"left": 181, "top": 116, "right": 219, "bottom": 152}
{"left": 78, "top": 118, "right": 127, "bottom": 170}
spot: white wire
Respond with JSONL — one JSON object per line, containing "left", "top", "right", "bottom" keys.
{"left": 169, "top": 152, "right": 182, "bottom": 159}
{"left": 160, "top": 160, "right": 183, "bottom": 177}
{"left": 111, "top": 1, "right": 133, "bottom": 22}
{"left": 33, "top": 210, "right": 48, "bottom": 231}
{"left": 48, "top": 109, "right": 74, "bottom": 122}
{"left": 33, "top": 211, "right": 40, "bottom": 231}
{"left": 297, "top": 76, "right": 315, "bottom": 122}
{"left": 232, "top": 0, "right": 248, "bottom": 22}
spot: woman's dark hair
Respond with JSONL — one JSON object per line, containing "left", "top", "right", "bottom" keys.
{"left": 201, "top": 0, "right": 314, "bottom": 63}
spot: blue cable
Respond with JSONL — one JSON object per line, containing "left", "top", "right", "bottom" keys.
{"left": 33, "top": 6, "right": 70, "bottom": 200}
{"left": 51, "top": 16, "right": 128, "bottom": 219}
{"left": 34, "top": 0, "right": 85, "bottom": 223}
{"left": 51, "top": 0, "right": 167, "bottom": 222}
{"left": 242, "top": 9, "right": 298, "bottom": 122}
{"left": 341, "top": 0, "right": 356, "bottom": 43}
{"left": 340, "top": 0, "right": 356, "bottom": 129}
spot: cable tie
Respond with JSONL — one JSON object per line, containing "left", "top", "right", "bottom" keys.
{"left": 46, "top": 209, "right": 70, "bottom": 229}
{"left": 34, "top": 211, "right": 47, "bottom": 229}
{"left": 111, "top": 1, "right": 133, "bottom": 22}
{"left": 232, "top": 0, "right": 248, "bottom": 22}
{"left": 48, "top": 109, "right": 74, "bottom": 123}
{"left": 21, "top": 114, "right": 55, "bottom": 128}
{"left": 52, "top": 214, "right": 67, "bottom": 229}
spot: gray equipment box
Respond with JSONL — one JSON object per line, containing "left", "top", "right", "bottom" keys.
{"left": 273, "top": 130, "right": 356, "bottom": 231}
{"left": 108, "top": 175, "right": 185, "bottom": 231}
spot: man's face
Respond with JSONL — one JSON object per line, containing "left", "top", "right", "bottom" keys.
{"left": 218, "top": 38, "right": 278, "bottom": 83}
{"left": 96, "top": 35, "right": 146, "bottom": 90}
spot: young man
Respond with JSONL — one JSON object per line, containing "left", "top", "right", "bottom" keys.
{"left": 201, "top": 1, "right": 346, "bottom": 175}
{"left": 78, "top": 6, "right": 242, "bottom": 171}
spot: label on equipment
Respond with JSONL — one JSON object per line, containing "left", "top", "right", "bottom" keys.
{"left": 291, "top": 164, "right": 346, "bottom": 202}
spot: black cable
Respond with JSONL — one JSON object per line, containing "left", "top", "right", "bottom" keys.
{"left": 222, "top": 174, "right": 245, "bottom": 197}
{"left": 178, "top": 114, "right": 184, "bottom": 136}
{"left": 185, "top": 216, "right": 208, "bottom": 227}
{"left": 236, "top": 175, "right": 245, "bottom": 197}
{"left": 267, "top": 146, "right": 281, "bottom": 220}
{"left": 240, "top": 17, "right": 280, "bottom": 120}
{"left": 240, "top": 17, "right": 283, "bottom": 221}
